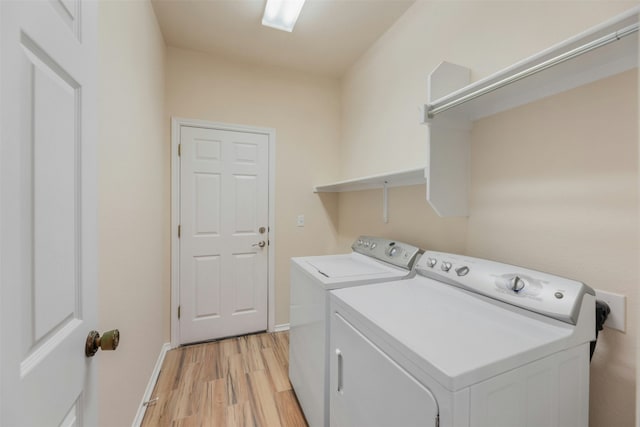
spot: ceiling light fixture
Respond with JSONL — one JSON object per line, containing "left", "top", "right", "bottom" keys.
{"left": 262, "top": 0, "right": 306, "bottom": 32}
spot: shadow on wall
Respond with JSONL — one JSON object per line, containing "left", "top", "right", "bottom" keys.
{"left": 317, "top": 192, "right": 340, "bottom": 237}
{"left": 333, "top": 185, "right": 468, "bottom": 252}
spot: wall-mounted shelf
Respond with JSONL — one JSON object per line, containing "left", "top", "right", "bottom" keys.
{"left": 425, "top": 8, "right": 638, "bottom": 122}
{"left": 313, "top": 167, "right": 425, "bottom": 193}
{"left": 314, "top": 167, "right": 426, "bottom": 223}
{"left": 422, "top": 6, "right": 639, "bottom": 217}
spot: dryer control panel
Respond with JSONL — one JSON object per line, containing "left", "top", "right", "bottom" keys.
{"left": 352, "top": 236, "right": 423, "bottom": 271}
{"left": 415, "top": 250, "right": 595, "bottom": 325}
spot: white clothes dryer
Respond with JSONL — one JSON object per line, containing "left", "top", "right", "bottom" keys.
{"left": 289, "top": 236, "right": 423, "bottom": 427}
{"left": 329, "top": 251, "right": 596, "bottom": 427}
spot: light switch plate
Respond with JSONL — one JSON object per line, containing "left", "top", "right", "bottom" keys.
{"left": 296, "top": 214, "right": 304, "bottom": 227}
{"left": 594, "top": 289, "right": 626, "bottom": 332}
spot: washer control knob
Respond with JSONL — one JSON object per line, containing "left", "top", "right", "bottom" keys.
{"left": 370, "top": 243, "right": 377, "bottom": 250}
{"left": 357, "top": 239, "right": 363, "bottom": 246}
{"left": 427, "top": 258, "right": 437, "bottom": 268}
{"left": 364, "top": 241, "right": 370, "bottom": 247}
{"left": 441, "top": 262, "right": 452, "bottom": 272}
{"left": 388, "top": 246, "right": 401, "bottom": 257}
{"left": 455, "top": 266, "right": 470, "bottom": 276}
{"left": 509, "top": 276, "right": 526, "bottom": 293}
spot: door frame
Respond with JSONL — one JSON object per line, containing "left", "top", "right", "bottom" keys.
{"left": 170, "top": 117, "right": 276, "bottom": 348}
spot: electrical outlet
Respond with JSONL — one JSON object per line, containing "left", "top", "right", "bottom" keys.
{"left": 296, "top": 214, "right": 304, "bottom": 227}
{"left": 594, "top": 290, "right": 626, "bottom": 332}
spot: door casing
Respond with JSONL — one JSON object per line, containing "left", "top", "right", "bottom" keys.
{"left": 170, "top": 117, "right": 276, "bottom": 348}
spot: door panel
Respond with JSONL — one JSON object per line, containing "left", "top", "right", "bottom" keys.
{"left": 180, "top": 126, "right": 269, "bottom": 344}
{"left": 1, "top": 1, "right": 97, "bottom": 425}
{"left": 31, "top": 39, "right": 79, "bottom": 344}
{"left": 330, "top": 311, "right": 439, "bottom": 427}
{"left": 194, "top": 256, "right": 222, "bottom": 318}
{"left": 232, "top": 253, "right": 258, "bottom": 313}
{"left": 233, "top": 175, "right": 258, "bottom": 232}
{"left": 195, "top": 173, "right": 221, "bottom": 234}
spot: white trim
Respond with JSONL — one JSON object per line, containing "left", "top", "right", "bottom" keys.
{"left": 170, "top": 117, "right": 277, "bottom": 347}
{"left": 274, "top": 323, "right": 290, "bottom": 332}
{"left": 131, "top": 342, "right": 171, "bottom": 427}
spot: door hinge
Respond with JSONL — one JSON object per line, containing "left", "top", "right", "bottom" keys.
{"left": 178, "top": 143, "right": 181, "bottom": 156}
{"left": 178, "top": 305, "right": 181, "bottom": 319}
{"left": 178, "top": 224, "right": 181, "bottom": 238}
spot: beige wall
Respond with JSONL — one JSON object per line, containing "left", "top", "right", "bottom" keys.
{"left": 165, "top": 47, "right": 341, "bottom": 327}
{"left": 340, "top": 1, "right": 638, "bottom": 180}
{"left": 468, "top": 70, "right": 638, "bottom": 427}
{"left": 98, "top": 1, "right": 168, "bottom": 426}
{"left": 338, "top": 2, "right": 639, "bottom": 426}
{"left": 337, "top": 185, "right": 467, "bottom": 252}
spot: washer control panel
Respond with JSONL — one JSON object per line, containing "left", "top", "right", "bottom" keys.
{"left": 352, "top": 236, "right": 423, "bottom": 270}
{"left": 415, "top": 250, "right": 595, "bottom": 325}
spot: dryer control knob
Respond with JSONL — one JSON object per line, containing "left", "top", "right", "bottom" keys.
{"left": 427, "top": 258, "right": 437, "bottom": 268}
{"left": 441, "top": 262, "right": 452, "bottom": 272}
{"left": 388, "top": 246, "right": 401, "bottom": 257}
{"left": 455, "top": 266, "right": 470, "bottom": 276}
{"left": 509, "top": 276, "right": 526, "bottom": 293}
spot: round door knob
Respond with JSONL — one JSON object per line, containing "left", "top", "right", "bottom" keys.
{"left": 85, "top": 329, "right": 120, "bottom": 357}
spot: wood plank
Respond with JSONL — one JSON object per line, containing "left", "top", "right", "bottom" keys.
{"left": 262, "top": 347, "right": 291, "bottom": 392}
{"left": 141, "top": 332, "right": 306, "bottom": 427}
{"left": 270, "top": 332, "right": 290, "bottom": 368}
{"left": 275, "top": 390, "right": 308, "bottom": 427}
{"left": 174, "top": 362, "right": 204, "bottom": 419}
{"left": 171, "top": 415, "right": 200, "bottom": 427}
{"left": 226, "top": 353, "right": 249, "bottom": 405}
{"left": 226, "top": 401, "right": 255, "bottom": 427}
{"left": 199, "top": 379, "right": 227, "bottom": 427}
{"left": 240, "top": 335, "right": 265, "bottom": 372}
{"left": 246, "top": 369, "right": 283, "bottom": 427}
{"left": 154, "top": 349, "right": 184, "bottom": 393}
{"left": 202, "top": 341, "right": 223, "bottom": 381}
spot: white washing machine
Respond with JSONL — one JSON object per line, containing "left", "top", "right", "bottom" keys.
{"left": 289, "top": 236, "right": 423, "bottom": 427}
{"left": 329, "top": 250, "right": 596, "bottom": 427}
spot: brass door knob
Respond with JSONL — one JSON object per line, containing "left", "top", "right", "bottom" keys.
{"left": 85, "top": 329, "right": 120, "bottom": 357}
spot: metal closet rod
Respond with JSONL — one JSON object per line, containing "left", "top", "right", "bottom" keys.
{"left": 427, "top": 22, "right": 639, "bottom": 118}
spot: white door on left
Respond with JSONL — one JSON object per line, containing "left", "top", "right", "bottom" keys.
{"left": 1, "top": 1, "right": 99, "bottom": 425}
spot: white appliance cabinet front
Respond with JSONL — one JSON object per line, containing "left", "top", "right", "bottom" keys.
{"left": 329, "top": 296, "right": 591, "bottom": 427}
{"left": 329, "top": 311, "right": 440, "bottom": 427}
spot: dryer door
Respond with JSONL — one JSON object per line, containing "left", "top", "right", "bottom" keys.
{"left": 330, "top": 311, "right": 439, "bottom": 427}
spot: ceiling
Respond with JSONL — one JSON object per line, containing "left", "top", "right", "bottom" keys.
{"left": 151, "top": 0, "right": 416, "bottom": 77}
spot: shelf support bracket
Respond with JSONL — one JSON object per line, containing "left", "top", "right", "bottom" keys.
{"left": 382, "top": 181, "right": 389, "bottom": 223}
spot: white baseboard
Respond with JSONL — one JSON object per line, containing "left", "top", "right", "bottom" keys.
{"left": 274, "top": 323, "right": 290, "bottom": 332}
{"left": 131, "top": 342, "right": 171, "bottom": 427}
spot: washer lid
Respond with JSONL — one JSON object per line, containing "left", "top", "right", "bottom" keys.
{"left": 305, "top": 253, "right": 401, "bottom": 278}
{"left": 291, "top": 253, "right": 410, "bottom": 290}
{"left": 331, "top": 276, "right": 582, "bottom": 391}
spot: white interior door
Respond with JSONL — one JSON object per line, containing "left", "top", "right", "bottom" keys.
{"left": 0, "top": 1, "right": 98, "bottom": 425}
{"left": 179, "top": 125, "right": 269, "bottom": 344}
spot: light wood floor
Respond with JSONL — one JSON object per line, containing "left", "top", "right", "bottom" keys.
{"left": 141, "top": 331, "right": 308, "bottom": 427}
